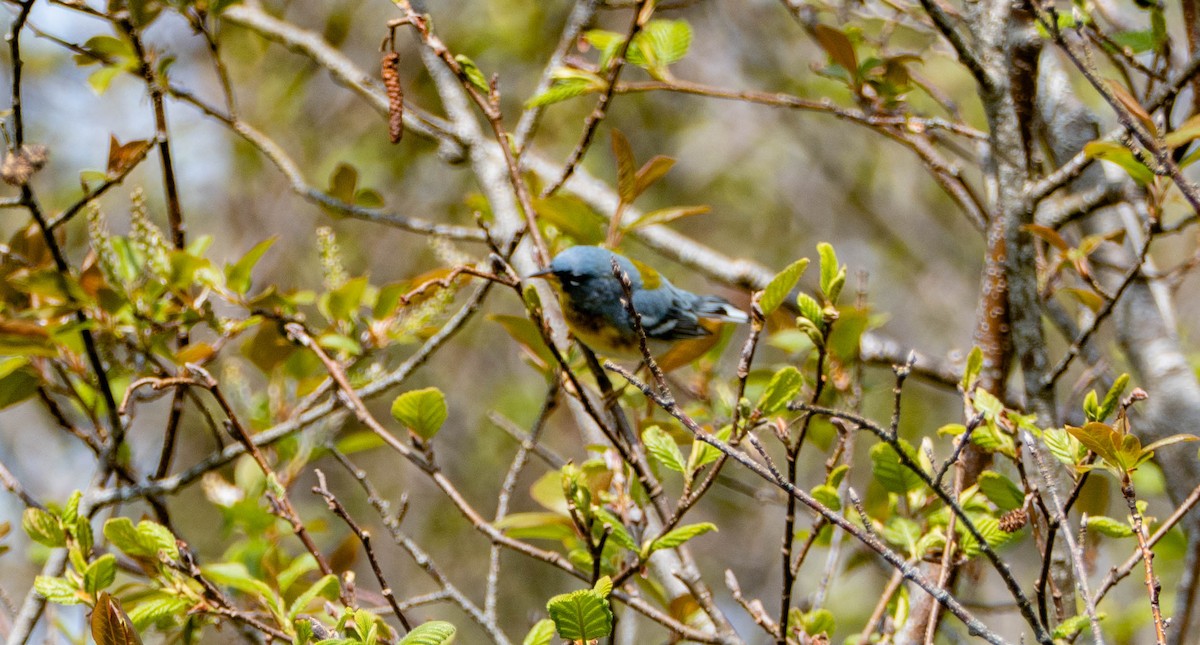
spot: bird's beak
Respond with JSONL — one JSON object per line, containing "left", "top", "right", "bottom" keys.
{"left": 528, "top": 268, "right": 553, "bottom": 279}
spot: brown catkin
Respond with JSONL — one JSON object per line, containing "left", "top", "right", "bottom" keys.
{"left": 382, "top": 51, "right": 404, "bottom": 144}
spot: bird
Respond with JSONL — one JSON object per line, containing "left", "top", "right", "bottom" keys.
{"left": 530, "top": 245, "right": 749, "bottom": 357}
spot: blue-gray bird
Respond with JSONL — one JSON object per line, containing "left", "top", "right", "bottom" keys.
{"left": 530, "top": 246, "right": 749, "bottom": 356}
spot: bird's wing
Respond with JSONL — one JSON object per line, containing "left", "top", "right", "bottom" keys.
{"left": 631, "top": 286, "right": 710, "bottom": 340}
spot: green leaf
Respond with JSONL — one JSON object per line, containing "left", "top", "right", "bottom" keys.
{"left": 328, "top": 163, "right": 357, "bottom": 203}
{"left": 546, "top": 588, "right": 613, "bottom": 641}
{"left": 645, "top": 522, "right": 716, "bottom": 555}
{"left": 801, "top": 608, "right": 835, "bottom": 636}
{"left": 796, "top": 292, "right": 822, "bottom": 327}
{"left": 226, "top": 238, "right": 276, "bottom": 296}
{"left": 1087, "top": 515, "right": 1134, "bottom": 538}
{"left": 870, "top": 441, "right": 923, "bottom": 494}
{"left": 1052, "top": 612, "right": 1105, "bottom": 639}
{"left": 534, "top": 194, "right": 607, "bottom": 245}
{"left": 882, "top": 517, "right": 922, "bottom": 557}
{"left": 1083, "top": 141, "right": 1154, "bottom": 185}
{"left": 1098, "top": 373, "right": 1129, "bottom": 422}
{"left": 23, "top": 508, "right": 65, "bottom": 547}
{"left": 103, "top": 518, "right": 143, "bottom": 556}
{"left": 962, "top": 346, "right": 982, "bottom": 391}
{"left": 84, "top": 554, "right": 117, "bottom": 595}
{"left": 36, "top": 576, "right": 83, "bottom": 605}
{"left": 288, "top": 574, "right": 339, "bottom": 621}
{"left": 521, "top": 619, "right": 556, "bottom": 645}
{"left": 127, "top": 594, "right": 190, "bottom": 630}
{"left": 594, "top": 509, "right": 637, "bottom": 551}
{"left": 135, "top": 520, "right": 179, "bottom": 560}
{"left": 1043, "top": 427, "right": 1085, "bottom": 466}
{"left": 976, "top": 472, "right": 1024, "bottom": 511}
{"left": 201, "top": 562, "right": 274, "bottom": 598}
{"left": 634, "top": 20, "right": 692, "bottom": 69}
{"left": 494, "top": 512, "right": 576, "bottom": 542}
{"left": 759, "top": 258, "right": 809, "bottom": 315}
{"left": 817, "top": 242, "right": 842, "bottom": 301}
{"left": 688, "top": 425, "right": 731, "bottom": 474}
{"left": 643, "top": 425, "right": 687, "bottom": 473}
{"left": 1141, "top": 433, "right": 1199, "bottom": 455}
{"left": 592, "top": 575, "right": 612, "bottom": 598}
{"left": 757, "top": 366, "right": 803, "bottom": 415}
{"left": 400, "top": 620, "right": 457, "bottom": 645}
{"left": 455, "top": 55, "right": 489, "bottom": 94}
{"left": 391, "top": 387, "right": 448, "bottom": 440}
{"left": 525, "top": 73, "right": 603, "bottom": 108}
{"left": 319, "top": 276, "right": 369, "bottom": 324}
{"left": 810, "top": 484, "right": 841, "bottom": 511}
{"left": 1066, "top": 422, "right": 1122, "bottom": 467}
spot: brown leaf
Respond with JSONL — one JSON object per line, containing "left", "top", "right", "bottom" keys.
{"left": 106, "top": 136, "right": 150, "bottom": 176}
{"left": 611, "top": 129, "right": 637, "bottom": 203}
{"left": 813, "top": 25, "right": 858, "bottom": 83}
{"left": 1105, "top": 80, "right": 1156, "bottom": 136}
{"left": 1022, "top": 223, "right": 1070, "bottom": 252}
{"left": 632, "top": 155, "right": 675, "bottom": 200}
{"left": 91, "top": 592, "right": 144, "bottom": 645}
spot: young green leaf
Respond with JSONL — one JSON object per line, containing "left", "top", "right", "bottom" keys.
{"left": 23, "top": 508, "right": 65, "bottom": 547}
{"left": 226, "top": 237, "right": 276, "bottom": 296}
{"left": 759, "top": 258, "right": 809, "bottom": 315}
{"left": 644, "top": 522, "right": 716, "bottom": 555}
{"left": 961, "top": 346, "right": 983, "bottom": 391}
{"left": 643, "top": 425, "right": 687, "bottom": 473}
{"left": 35, "top": 576, "right": 83, "bottom": 605}
{"left": 391, "top": 387, "right": 449, "bottom": 440}
{"left": 870, "top": 441, "right": 923, "bottom": 494}
{"left": 1098, "top": 373, "right": 1130, "bottom": 422}
{"left": 546, "top": 588, "right": 613, "bottom": 641}
{"left": 455, "top": 55, "right": 490, "bottom": 93}
{"left": 399, "top": 621, "right": 457, "bottom": 645}
{"left": 127, "top": 594, "right": 190, "bottom": 630}
{"left": 84, "top": 554, "right": 117, "bottom": 595}
{"left": 287, "top": 574, "right": 340, "bottom": 621}
{"left": 757, "top": 366, "right": 803, "bottom": 415}
{"left": 976, "top": 472, "right": 1024, "bottom": 511}
{"left": 1086, "top": 515, "right": 1134, "bottom": 538}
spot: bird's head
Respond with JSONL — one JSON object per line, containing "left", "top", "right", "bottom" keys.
{"left": 529, "top": 246, "right": 647, "bottom": 298}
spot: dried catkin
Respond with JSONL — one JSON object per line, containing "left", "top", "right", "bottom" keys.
{"left": 382, "top": 51, "right": 404, "bottom": 144}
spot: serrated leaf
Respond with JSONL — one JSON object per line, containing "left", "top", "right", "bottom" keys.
{"left": 977, "top": 472, "right": 1024, "bottom": 511}
{"left": 391, "top": 387, "right": 448, "bottom": 440}
{"left": 759, "top": 258, "right": 809, "bottom": 315}
{"left": 594, "top": 509, "right": 637, "bottom": 551}
{"left": 135, "top": 520, "right": 179, "bottom": 560}
{"left": 870, "top": 441, "right": 923, "bottom": 494}
{"left": 882, "top": 517, "right": 921, "bottom": 557}
{"left": 35, "top": 576, "right": 83, "bottom": 605}
{"left": 636, "top": 20, "right": 692, "bottom": 67}
{"left": 757, "top": 366, "right": 803, "bottom": 415}
{"left": 643, "top": 425, "right": 686, "bottom": 473}
{"left": 522, "top": 618, "right": 556, "bottom": 645}
{"left": 400, "top": 620, "right": 457, "bottom": 644}
{"left": 526, "top": 77, "right": 599, "bottom": 107}
{"left": 1087, "top": 515, "right": 1134, "bottom": 538}
{"left": 546, "top": 588, "right": 613, "bottom": 641}
{"left": 592, "top": 575, "right": 613, "bottom": 598}
{"left": 127, "top": 594, "right": 190, "bottom": 630}
{"left": 23, "top": 508, "right": 65, "bottom": 547}
{"left": 1043, "top": 428, "right": 1085, "bottom": 466}
{"left": 103, "top": 518, "right": 144, "bottom": 557}
{"left": 85, "top": 554, "right": 117, "bottom": 595}
{"left": 645, "top": 522, "right": 716, "bottom": 554}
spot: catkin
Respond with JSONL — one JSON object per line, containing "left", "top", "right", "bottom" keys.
{"left": 382, "top": 51, "right": 404, "bottom": 144}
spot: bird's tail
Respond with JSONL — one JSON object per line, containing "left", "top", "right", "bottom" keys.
{"left": 694, "top": 296, "right": 750, "bottom": 324}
